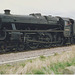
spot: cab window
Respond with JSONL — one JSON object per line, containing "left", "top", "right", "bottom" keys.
{"left": 65, "top": 21, "right": 71, "bottom": 26}
{"left": 65, "top": 21, "right": 68, "bottom": 26}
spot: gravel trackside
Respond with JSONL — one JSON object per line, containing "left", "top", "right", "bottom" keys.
{"left": 0, "top": 46, "right": 72, "bottom": 64}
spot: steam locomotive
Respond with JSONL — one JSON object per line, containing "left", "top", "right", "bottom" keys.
{"left": 0, "top": 9, "right": 75, "bottom": 52}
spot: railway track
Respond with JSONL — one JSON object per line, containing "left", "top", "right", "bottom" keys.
{"left": 0, "top": 45, "right": 72, "bottom": 65}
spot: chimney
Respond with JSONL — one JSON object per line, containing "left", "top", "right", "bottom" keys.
{"left": 4, "top": 9, "right": 11, "bottom": 15}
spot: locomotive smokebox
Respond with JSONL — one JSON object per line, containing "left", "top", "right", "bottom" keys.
{"left": 4, "top": 9, "right": 11, "bottom": 15}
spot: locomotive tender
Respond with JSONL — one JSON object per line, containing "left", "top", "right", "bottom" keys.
{"left": 0, "top": 9, "right": 75, "bottom": 52}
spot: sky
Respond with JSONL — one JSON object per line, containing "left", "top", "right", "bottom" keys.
{"left": 0, "top": 0, "right": 75, "bottom": 19}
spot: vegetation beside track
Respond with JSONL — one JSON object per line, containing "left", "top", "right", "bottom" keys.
{"left": 0, "top": 45, "right": 75, "bottom": 74}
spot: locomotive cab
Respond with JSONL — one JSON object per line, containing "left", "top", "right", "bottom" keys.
{"left": 63, "top": 18, "right": 74, "bottom": 37}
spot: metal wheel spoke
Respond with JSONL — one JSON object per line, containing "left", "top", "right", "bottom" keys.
{"left": 26, "top": 34, "right": 39, "bottom": 49}
{"left": 43, "top": 33, "right": 52, "bottom": 48}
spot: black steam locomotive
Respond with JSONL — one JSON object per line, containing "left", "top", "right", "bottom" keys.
{"left": 0, "top": 9, "right": 75, "bottom": 52}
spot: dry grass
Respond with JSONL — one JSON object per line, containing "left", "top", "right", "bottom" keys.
{"left": 0, "top": 45, "right": 75, "bottom": 74}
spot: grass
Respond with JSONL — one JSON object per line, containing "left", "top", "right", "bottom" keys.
{"left": 0, "top": 71, "right": 5, "bottom": 74}
{"left": 32, "top": 69, "right": 45, "bottom": 74}
{"left": 39, "top": 55, "right": 46, "bottom": 61}
{"left": 49, "top": 57, "right": 75, "bottom": 74}
{"left": 20, "top": 63, "right": 26, "bottom": 67}
{"left": 0, "top": 45, "right": 75, "bottom": 74}
{"left": 27, "top": 57, "right": 75, "bottom": 74}
{"left": 40, "top": 55, "right": 46, "bottom": 59}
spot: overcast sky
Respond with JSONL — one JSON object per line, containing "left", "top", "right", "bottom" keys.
{"left": 0, "top": 0, "right": 75, "bottom": 19}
